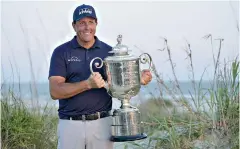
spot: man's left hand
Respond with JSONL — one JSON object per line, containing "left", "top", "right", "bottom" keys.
{"left": 140, "top": 69, "right": 152, "bottom": 85}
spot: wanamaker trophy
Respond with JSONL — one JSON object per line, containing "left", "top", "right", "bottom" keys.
{"left": 90, "top": 35, "right": 152, "bottom": 142}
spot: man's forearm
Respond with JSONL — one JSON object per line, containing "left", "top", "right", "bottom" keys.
{"left": 50, "top": 80, "right": 91, "bottom": 100}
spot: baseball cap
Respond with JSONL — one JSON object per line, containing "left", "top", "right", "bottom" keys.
{"left": 73, "top": 4, "right": 97, "bottom": 22}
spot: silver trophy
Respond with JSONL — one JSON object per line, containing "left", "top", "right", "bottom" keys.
{"left": 90, "top": 35, "right": 152, "bottom": 142}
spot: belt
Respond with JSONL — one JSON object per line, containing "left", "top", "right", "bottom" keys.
{"left": 60, "top": 111, "right": 111, "bottom": 121}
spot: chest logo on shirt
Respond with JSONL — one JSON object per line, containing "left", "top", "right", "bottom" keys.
{"left": 68, "top": 56, "right": 81, "bottom": 62}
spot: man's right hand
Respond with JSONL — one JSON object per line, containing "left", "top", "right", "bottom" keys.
{"left": 87, "top": 72, "right": 105, "bottom": 89}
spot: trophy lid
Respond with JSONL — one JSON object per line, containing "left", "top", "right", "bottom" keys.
{"left": 105, "top": 35, "right": 138, "bottom": 61}
{"left": 109, "top": 35, "right": 129, "bottom": 56}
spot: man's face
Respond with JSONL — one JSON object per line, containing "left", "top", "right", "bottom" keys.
{"left": 73, "top": 17, "right": 97, "bottom": 43}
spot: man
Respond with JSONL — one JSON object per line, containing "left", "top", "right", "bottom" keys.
{"left": 48, "top": 4, "right": 152, "bottom": 149}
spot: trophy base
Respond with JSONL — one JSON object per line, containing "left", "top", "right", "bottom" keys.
{"left": 110, "top": 133, "right": 147, "bottom": 142}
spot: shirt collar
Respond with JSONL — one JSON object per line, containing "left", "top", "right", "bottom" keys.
{"left": 71, "top": 36, "right": 101, "bottom": 49}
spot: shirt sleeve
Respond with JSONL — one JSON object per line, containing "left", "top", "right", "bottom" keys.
{"left": 48, "top": 48, "right": 67, "bottom": 79}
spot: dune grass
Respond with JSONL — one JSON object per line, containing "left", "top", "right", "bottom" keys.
{"left": 1, "top": 90, "right": 58, "bottom": 149}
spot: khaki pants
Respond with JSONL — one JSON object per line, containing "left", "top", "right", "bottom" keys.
{"left": 57, "top": 117, "right": 114, "bottom": 149}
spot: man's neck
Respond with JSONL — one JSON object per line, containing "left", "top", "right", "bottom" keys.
{"left": 77, "top": 36, "right": 95, "bottom": 49}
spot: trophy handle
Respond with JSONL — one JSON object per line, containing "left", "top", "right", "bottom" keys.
{"left": 89, "top": 57, "right": 112, "bottom": 96}
{"left": 90, "top": 57, "right": 104, "bottom": 74}
{"left": 139, "top": 53, "right": 152, "bottom": 70}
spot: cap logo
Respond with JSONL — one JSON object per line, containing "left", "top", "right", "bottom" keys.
{"left": 79, "top": 8, "right": 92, "bottom": 15}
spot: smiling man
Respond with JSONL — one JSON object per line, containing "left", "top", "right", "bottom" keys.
{"left": 48, "top": 4, "right": 152, "bottom": 149}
